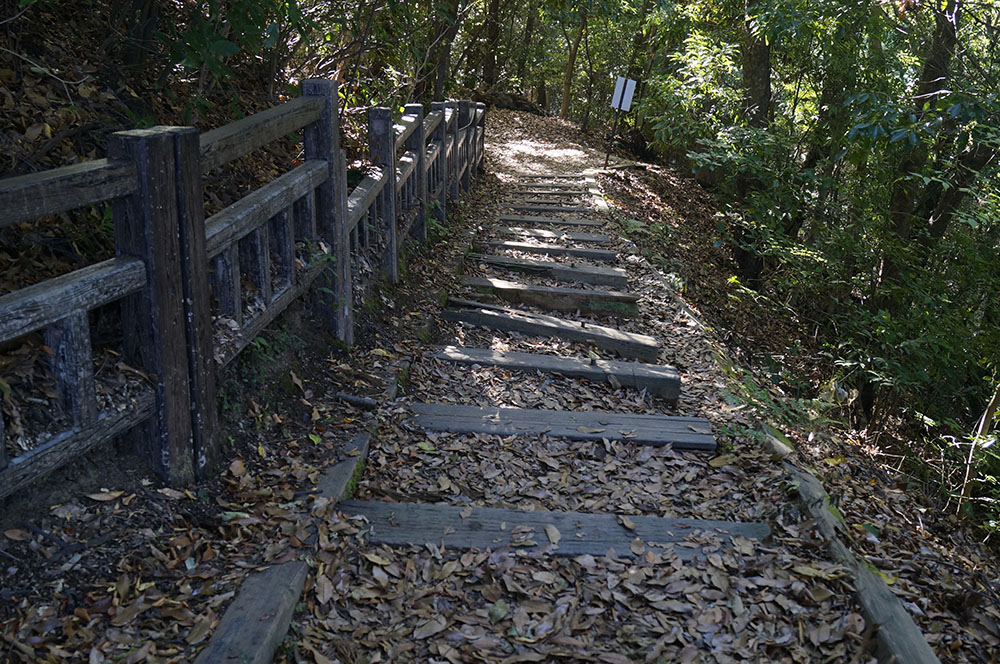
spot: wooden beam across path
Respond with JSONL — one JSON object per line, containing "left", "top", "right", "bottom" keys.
{"left": 463, "top": 277, "right": 639, "bottom": 317}
{"left": 512, "top": 198, "right": 592, "bottom": 206}
{"left": 499, "top": 214, "right": 604, "bottom": 228}
{"left": 513, "top": 173, "right": 587, "bottom": 180}
{"left": 512, "top": 181, "right": 590, "bottom": 189}
{"left": 489, "top": 241, "right": 618, "bottom": 262}
{"left": 497, "top": 227, "right": 610, "bottom": 243}
{"left": 511, "top": 189, "right": 586, "bottom": 197}
{"left": 469, "top": 253, "right": 628, "bottom": 288}
{"left": 508, "top": 202, "right": 591, "bottom": 214}
{"left": 409, "top": 402, "right": 713, "bottom": 449}
{"left": 338, "top": 501, "right": 766, "bottom": 559}
{"left": 432, "top": 346, "right": 680, "bottom": 402}
{"left": 443, "top": 298, "right": 660, "bottom": 361}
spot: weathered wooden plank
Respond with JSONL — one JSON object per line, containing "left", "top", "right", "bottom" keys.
{"left": 303, "top": 79, "right": 352, "bottom": 343}
{"left": 0, "top": 258, "right": 145, "bottom": 342}
{"left": 511, "top": 188, "right": 585, "bottom": 197}
{"left": 393, "top": 113, "right": 420, "bottom": 152}
{"left": 497, "top": 226, "right": 609, "bottom": 243}
{"left": 430, "top": 101, "right": 448, "bottom": 229}
{"left": 469, "top": 254, "right": 628, "bottom": 288}
{"left": 240, "top": 224, "right": 273, "bottom": 307}
{"left": 489, "top": 241, "right": 618, "bottom": 261}
{"left": 369, "top": 107, "right": 399, "bottom": 282}
{"left": 200, "top": 96, "right": 325, "bottom": 172}
{"left": 499, "top": 214, "right": 603, "bottom": 227}
{"left": 423, "top": 109, "right": 443, "bottom": 136}
{"left": 0, "top": 409, "right": 6, "bottom": 470}
{"left": 433, "top": 346, "right": 680, "bottom": 402}
{"left": 442, "top": 299, "right": 659, "bottom": 361}
{"left": 508, "top": 202, "right": 591, "bottom": 214}
{"left": 0, "top": 159, "right": 136, "bottom": 228}
{"left": 0, "top": 391, "right": 155, "bottom": 500}
{"left": 205, "top": 161, "right": 327, "bottom": 258}
{"left": 211, "top": 246, "right": 241, "bottom": 323}
{"left": 269, "top": 210, "right": 294, "bottom": 290}
{"left": 404, "top": 103, "right": 427, "bottom": 243}
{"left": 171, "top": 127, "right": 220, "bottom": 479}
{"left": 394, "top": 150, "right": 417, "bottom": 193}
{"left": 110, "top": 127, "right": 197, "bottom": 484}
{"left": 514, "top": 197, "right": 592, "bottom": 206}
{"left": 514, "top": 174, "right": 586, "bottom": 180}
{"left": 44, "top": 311, "right": 98, "bottom": 428}
{"left": 346, "top": 168, "right": 388, "bottom": 232}
{"left": 339, "top": 501, "right": 765, "bottom": 558}
{"left": 463, "top": 277, "right": 639, "bottom": 316}
{"left": 512, "top": 181, "right": 589, "bottom": 189}
{"left": 192, "top": 433, "right": 369, "bottom": 664}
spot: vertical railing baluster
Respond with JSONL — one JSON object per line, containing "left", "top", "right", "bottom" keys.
{"left": 404, "top": 103, "right": 427, "bottom": 243}
{"left": 44, "top": 311, "right": 98, "bottom": 429}
{"left": 431, "top": 101, "right": 447, "bottom": 229}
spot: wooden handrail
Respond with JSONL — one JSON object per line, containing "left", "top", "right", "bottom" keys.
{"left": 200, "top": 96, "right": 325, "bottom": 173}
{"left": 0, "top": 257, "right": 146, "bottom": 342}
{"left": 0, "top": 159, "right": 136, "bottom": 228}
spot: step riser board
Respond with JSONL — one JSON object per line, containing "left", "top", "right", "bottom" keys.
{"left": 469, "top": 254, "right": 628, "bottom": 288}
{"left": 508, "top": 204, "right": 592, "bottom": 214}
{"left": 512, "top": 190, "right": 587, "bottom": 197}
{"left": 432, "top": 346, "right": 679, "bottom": 402}
{"left": 339, "top": 501, "right": 766, "bottom": 559}
{"left": 499, "top": 214, "right": 604, "bottom": 228}
{"left": 489, "top": 241, "right": 618, "bottom": 262}
{"left": 409, "top": 403, "right": 713, "bottom": 450}
{"left": 463, "top": 277, "right": 640, "bottom": 317}
{"left": 497, "top": 227, "right": 610, "bottom": 244}
{"left": 442, "top": 299, "right": 660, "bottom": 362}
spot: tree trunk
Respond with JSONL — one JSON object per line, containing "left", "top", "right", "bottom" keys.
{"left": 516, "top": 3, "right": 537, "bottom": 93}
{"left": 731, "top": 0, "right": 772, "bottom": 289}
{"left": 482, "top": 0, "right": 501, "bottom": 89}
{"left": 431, "top": 0, "right": 464, "bottom": 100}
{"left": 559, "top": 10, "right": 587, "bottom": 119}
{"left": 741, "top": 0, "right": 771, "bottom": 128}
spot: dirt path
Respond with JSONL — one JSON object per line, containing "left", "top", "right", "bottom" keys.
{"left": 277, "top": 111, "right": 878, "bottom": 664}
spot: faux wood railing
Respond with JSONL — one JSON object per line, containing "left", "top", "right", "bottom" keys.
{"left": 0, "top": 81, "right": 486, "bottom": 498}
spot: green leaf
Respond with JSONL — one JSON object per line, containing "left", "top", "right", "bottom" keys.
{"left": 416, "top": 441, "right": 435, "bottom": 452}
{"left": 210, "top": 39, "right": 240, "bottom": 57}
{"left": 308, "top": 433, "right": 322, "bottom": 444}
{"left": 489, "top": 599, "right": 508, "bottom": 624}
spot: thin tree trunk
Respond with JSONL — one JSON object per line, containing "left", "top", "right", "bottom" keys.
{"left": 559, "top": 10, "right": 587, "bottom": 119}
{"left": 516, "top": 3, "right": 537, "bottom": 93}
{"left": 482, "top": 0, "right": 501, "bottom": 89}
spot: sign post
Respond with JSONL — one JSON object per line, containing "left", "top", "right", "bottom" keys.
{"left": 605, "top": 76, "right": 637, "bottom": 167}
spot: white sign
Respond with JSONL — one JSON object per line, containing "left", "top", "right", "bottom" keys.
{"left": 611, "top": 76, "right": 636, "bottom": 111}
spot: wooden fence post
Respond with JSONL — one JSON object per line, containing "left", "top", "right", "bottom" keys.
{"left": 404, "top": 103, "right": 427, "bottom": 243}
{"left": 169, "top": 127, "right": 219, "bottom": 478}
{"left": 459, "top": 100, "right": 472, "bottom": 193}
{"left": 430, "top": 101, "right": 448, "bottom": 229}
{"left": 302, "top": 79, "right": 352, "bottom": 344}
{"left": 108, "top": 128, "right": 198, "bottom": 485}
{"left": 369, "top": 107, "right": 399, "bottom": 283}
{"left": 475, "top": 102, "right": 486, "bottom": 175}
{"left": 447, "top": 101, "right": 459, "bottom": 200}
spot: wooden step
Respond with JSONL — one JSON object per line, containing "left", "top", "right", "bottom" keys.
{"left": 338, "top": 501, "right": 765, "bottom": 559}
{"left": 497, "top": 227, "right": 610, "bottom": 243}
{"left": 513, "top": 174, "right": 587, "bottom": 180}
{"left": 512, "top": 181, "right": 589, "bottom": 189}
{"left": 463, "top": 277, "right": 639, "bottom": 317}
{"left": 511, "top": 197, "right": 591, "bottom": 206}
{"left": 442, "top": 298, "right": 659, "bottom": 361}
{"left": 499, "top": 214, "right": 603, "bottom": 228}
{"left": 511, "top": 189, "right": 585, "bottom": 197}
{"left": 469, "top": 254, "right": 628, "bottom": 288}
{"left": 409, "top": 403, "right": 714, "bottom": 449}
{"left": 432, "top": 346, "right": 680, "bottom": 402}
{"left": 489, "top": 241, "right": 618, "bottom": 262}
{"left": 508, "top": 202, "right": 591, "bottom": 214}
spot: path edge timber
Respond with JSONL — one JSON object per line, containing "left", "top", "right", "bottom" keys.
{"left": 193, "top": 431, "right": 372, "bottom": 664}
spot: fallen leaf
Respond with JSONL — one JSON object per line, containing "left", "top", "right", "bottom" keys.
{"left": 3, "top": 529, "right": 30, "bottom": 541}
{"left": 709, "top": 454, "right": 737, "bottom": 468}
{"left": 617, "top": 515, "right": 636, "bottom": 530}
{"left": 413, "top": 616, "right": 447, "bottom": 639}
{"left": 86, "top": 490, "right": 123, "bottom": 502}
{"left": 544, "top": 524, "right": 561, "bottom": 545}
{"left": 362, "top": 552, "right": 391, "bottom": 566}
{"left": 489, "top": 599, "right": 509, "bottom": 624}
{"left": 576, "top": 426, "right": 605, "bottom": 433}
{"left": 229, "top": 459, "right": 245, "bottom": 476}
